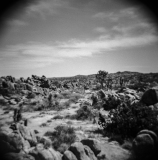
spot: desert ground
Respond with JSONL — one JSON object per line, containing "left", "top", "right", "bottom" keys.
{"left": 0, "top": 71, "right": 158, "bottom": 160}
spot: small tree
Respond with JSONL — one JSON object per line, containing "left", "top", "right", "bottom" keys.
{"left": 96, "top": 70, "right": 108, "bottom": 89}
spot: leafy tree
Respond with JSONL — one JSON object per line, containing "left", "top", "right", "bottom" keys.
{"left": 96, "top": 70, "right": 108, "bottom": 89}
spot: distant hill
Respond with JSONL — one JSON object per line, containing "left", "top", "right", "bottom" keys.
{"left": 48, "top": 71, "right": 158, "bottom": 82}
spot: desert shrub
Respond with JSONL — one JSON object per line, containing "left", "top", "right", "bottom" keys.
{"left": 64, "top": 114, "right": 77, "bottom": 120}
{"left": 52, "top": 115, "right": 63, "bottom": 119}
{"left": 42, "top": 94, "right": 61, "bottom": 111}
{"left": 55, "top": 94, "right": 64, "bottom": 99}
{"left": 27, "top": 92, "right": 36, "bottom": 99}
{"left": 22, "top": 103, "right": 44, "bottom": 112}
{"left": 102, "top": 96, "right": 121, "bottom": 110}
{"left": 30, "top": 100, "right": 38, "bottom": 105}
{"left": 63, "top": 100, "right": 71, "bottom": 108}
{"left": 76, "top": 105, "right": 93, "bottom": 120}
{"left": 60, "top": 91, "right": 72, "bottom": 98}
{"left": 0, "top": 99, "right": 8, "bottom": 106}
{"left": 57, "top": 143, "right": 69, "bottom": 154}
{"left": 40, "top": 123, "right": 47, "bottom": 127}
{"left": 66, "top": 121, "right": 73, "bottom": 125}
{"left": 47, "top": 119, "right": 52, "bottom": 123}
{"left": 99, "top": 102, "right": 158, "bottom": 138}
{"left": 69, "top": 93, "right": 84, "bottom": 102}
{"left": 44, "top": 125, "right": 76, "bottom": 153}
{"left": 108, "top": 134, "right": 124, "bottom": 144}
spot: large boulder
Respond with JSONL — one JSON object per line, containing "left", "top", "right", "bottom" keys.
{"left": 48, "top": 147, "right": 62, "bottom": 160}
{"left": 0, "top": 132, "right": 23, "bottom": 156}
{"left": 132, "top": 129, "right": 158, "bottom": 159}
{"left": 84, "top": 145, "right": 97, "bottom": 160}
{"left": 69, "top": 142, "right": 90, "bottom": 160}
{"left": 62, "top": 150, "right": 78, "bottom": 160}
{"left": 141, "top": 88, "right": 158, "bottom": 106}
{"left": 81, "top": 139, "right": 101, "bottom": 156}
{"left": 26, "top": 84, "right": 34, "bottom": 92}
{"left": 3, "top": 152, "right": 35, "bottom": 160}
{"left": 0, "top": 122, "right": 39, "bottom": 156}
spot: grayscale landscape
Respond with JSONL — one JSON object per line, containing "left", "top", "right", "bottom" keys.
{"left": 0, "top": 1, "right": 158, "bottom": 160}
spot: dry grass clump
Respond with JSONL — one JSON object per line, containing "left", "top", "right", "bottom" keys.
{"left": 44, "top": 125, "right": 76, "bottom": 153}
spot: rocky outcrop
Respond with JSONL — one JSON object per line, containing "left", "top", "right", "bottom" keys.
{"left": 0, "top": 122, "right": 38, "bottom": 157}
{"left": 0, "top": 122, "right": 63, "bottom": 160}
{"left": 29, "top": 143, "right": 62, "bottom": 160}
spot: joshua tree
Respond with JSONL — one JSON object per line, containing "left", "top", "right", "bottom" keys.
{"left": 13, "top": 103, "right": 23, "bottom": 123}
{"left": 96, "top": 70, "right": 108, "bottom": 89}
{"left": 119, "top": 77, "right": 124, "bottom": 87}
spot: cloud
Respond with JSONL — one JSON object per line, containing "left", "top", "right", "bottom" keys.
{"left": 112, "top": 21, "right": 156, "bottom": 37}
{"left": 7, "top": 19, "right": 28, "bottom": 26}
{"left": 0, "top": 26, "right": 157, "bottom": 70}
{"left": 94, "top": 27, "right": 107, "bottom": 33}
{"left": 26, "top": 0, "right": 67, "bottom": 18}
{"left": 93, "top": 7, "right": 138, "bottom": 21}
{"left": 93, "top": 12, "right": 111, "bottom": 19}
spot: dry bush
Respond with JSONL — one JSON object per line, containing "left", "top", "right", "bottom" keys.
{"left": 99, "top": 101, "right": 158, "bottom": 138}
{"left": 27, "top": 92, "right": 36, "bottom": 99}
{"left": 44, "top": 125, "right": 76, "bottom": 153}
{"left": 75, "top": 105, "right": 93, "bottom": 120}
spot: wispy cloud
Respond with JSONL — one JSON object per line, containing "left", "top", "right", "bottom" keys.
{"left": 94, "top": 27, "right": 107, "bottom": 33}
{"left": 26, "top": 0, "right": 67, "bottom": 18}
{"left": 7, "top": 19, "right": 28, "bottom": 26}
{"left": 0, "top": 28, "right": 157, "bottom": 70}
{"left": 93, "top": 7, "right": 137, "bottom": 21}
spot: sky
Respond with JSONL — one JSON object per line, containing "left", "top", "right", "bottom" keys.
{"left": 0, "top": 0, "right": 158, "bottom": 78}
